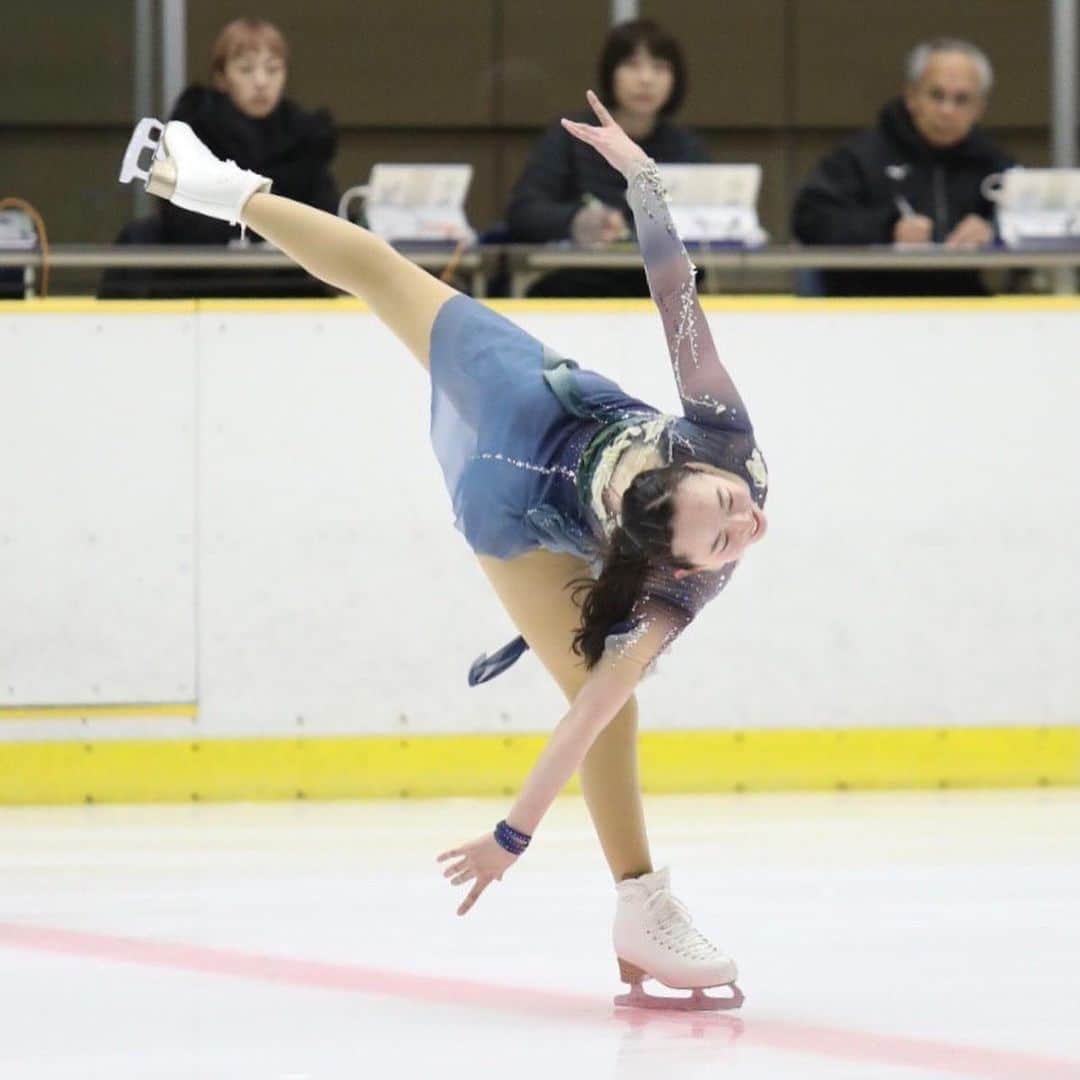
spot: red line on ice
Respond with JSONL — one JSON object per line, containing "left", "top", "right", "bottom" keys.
{"left": 0, "top": 920, "right": 1075, "bottom": 1079}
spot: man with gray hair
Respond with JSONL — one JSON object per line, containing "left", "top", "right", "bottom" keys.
{"left": 791, "top": 38, "right": 1015, "bottom": 295}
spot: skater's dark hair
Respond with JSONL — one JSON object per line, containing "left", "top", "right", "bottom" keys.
{"left": 597, "top": 18, "right": 688, "bottom": 117}
{"left": 571, "top": 464, "right": 695, "bottom": 668}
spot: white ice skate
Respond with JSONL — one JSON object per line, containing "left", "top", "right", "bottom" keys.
{"left": 613, "top": 867, "right": 744, "bottom": 1011}
{"left": 118, "top": 117, "right": 271, "bottom": 225}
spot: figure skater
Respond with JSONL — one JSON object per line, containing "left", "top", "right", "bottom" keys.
{"left": 119, "top": 90, "right": 767, "bottom": 1012}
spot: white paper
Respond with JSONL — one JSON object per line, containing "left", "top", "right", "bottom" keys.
{"left": 364, "top": 164, "right": 475, "bottom": 243}
{"left": 656, "top": 164, "right": 767, "bottom": 246}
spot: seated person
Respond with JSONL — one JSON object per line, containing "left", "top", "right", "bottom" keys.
{"left": 506, "top": 17, "right": 709, "bottom": 297}
{"left": 104, "top": 17, "right": 338, "bottom": 298}
{"left": 791, "top": 38, "right": 1015, "bottom": 296}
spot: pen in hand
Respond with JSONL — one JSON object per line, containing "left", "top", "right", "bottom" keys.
{"left": 893, "top": 194, "right": 917, "bottom": 219}
{"left": 892, "top": 194, "right": 933, "bottom": 244}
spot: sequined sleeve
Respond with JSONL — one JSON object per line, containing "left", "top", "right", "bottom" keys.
{"left": 626, "top": 159, "right": 752, "bottom": 433}
{"left": 603, "top": 564, "right": 734, "bottom": 672}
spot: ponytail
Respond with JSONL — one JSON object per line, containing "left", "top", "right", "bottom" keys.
{"left": 571, "top": 526, "right": 653, "bottom": 667}
{"left": 570, "top": 463, "right": 695, "bottom": 668}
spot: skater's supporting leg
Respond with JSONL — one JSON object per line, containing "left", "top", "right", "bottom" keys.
{"left": 241, "top": 192, "right": 457, "bottom": 369}
{"left": 579, "top": 697, "right": 652, "bottom": 881}
{"left": 477, "top": 550, "right": 652, "bottom": 881}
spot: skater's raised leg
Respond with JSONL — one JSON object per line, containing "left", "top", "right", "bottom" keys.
{"left": 240, "top": 192, "right": 456, "bottom": 368}
{"left": 123, "top": 119, "right": 456, "bottom": 369}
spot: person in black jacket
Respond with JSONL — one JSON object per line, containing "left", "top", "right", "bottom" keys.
{"left": 791, "top": 38, "right": 1015, "bottom": 297}
{"left": 105, "top": 17, "right": 338, "bottom": 298}
{"left": 506, "top": 18, "right": 709, "bottom": 297}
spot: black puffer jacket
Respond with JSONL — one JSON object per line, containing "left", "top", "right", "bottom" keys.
{"left": 507, "top": 111, "right": 710, "bottom": 242}
{"left": 792, "top": 99, "right": 1015, "bottom": 295}
{"left": 160, "top": 85, "right": 338, "bottom": 244}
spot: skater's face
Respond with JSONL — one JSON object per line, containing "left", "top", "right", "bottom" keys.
{"left": 669, "top": 467, "right": 766, "bottom": 575}
{"left": 612, "top": 46, "right": 675, "bottom": 122}
{"left": 216, "top": 47, "right": 286, "bottom": 119}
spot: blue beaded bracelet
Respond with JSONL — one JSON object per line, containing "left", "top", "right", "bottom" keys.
{"left": 494, "top": 819, "right": 532, "bottom": 856}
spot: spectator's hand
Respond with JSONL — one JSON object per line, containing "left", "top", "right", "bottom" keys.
{"left": 561, "top": 89, "right": 649, "bottom": 179}
{"left": 571, "top": 200, "right": 629, "bottom": 247}
{"left": 945, "top": 214, "right": 993, "bottom": 249}
{"left": 893, "top": 214, "right": 934, "bottom": 244}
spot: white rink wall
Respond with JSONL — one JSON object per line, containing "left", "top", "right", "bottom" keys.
{"left": 1, "top": 303, "right": 1078, "bottom": 743}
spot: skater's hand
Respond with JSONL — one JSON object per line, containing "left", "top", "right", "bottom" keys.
{"left": 437, "top": 832, "right": 518, "bottom": 916}
{"left": 561, "top": 90, "right": 649, "bottom": 179}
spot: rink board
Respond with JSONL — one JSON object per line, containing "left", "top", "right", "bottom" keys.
{"left": 0, "top": 297, "right": 1078, "bottom": 801}
{"left": 0, "top": 310, "right": 197, "bottom": 705}
{"left": 0, "top": 725, "right": 1076, "bottom": 804}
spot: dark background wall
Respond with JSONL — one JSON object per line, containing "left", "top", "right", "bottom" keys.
{"left": 0, "top": 0, "right": 1052, "bottom": 245}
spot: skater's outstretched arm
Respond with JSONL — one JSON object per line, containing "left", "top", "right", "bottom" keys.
{"left": 438, "top": 640, "right": 648, "bottom": 914}
{"left": 562, "top": 92, "right": 752, "bottom": 432}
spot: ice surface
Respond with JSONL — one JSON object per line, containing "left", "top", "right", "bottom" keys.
{"left": 1, "top": 790, "right": 1077, "bottom": 1079}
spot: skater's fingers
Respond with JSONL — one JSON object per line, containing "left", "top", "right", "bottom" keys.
{"left": 561, "top": 119, "right": 599, "bottom": 144}
{"left": 436, "top": 849, "right": 460, "bottom": 863}
{"left": 456, "top": 880, "right": 488, "bottom": 917}
{"left": 442, "top": 858, "right": 468, "bottom": 879}
{"left": 586, "top": 89, "right": 615, "bottom": 126}
{"left": 451, "top": 870, "right": 474, "bottom": 886}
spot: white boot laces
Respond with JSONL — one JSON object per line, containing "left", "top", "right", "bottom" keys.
{"left": 642, "top": 888, "right": 721, "bottom": 961}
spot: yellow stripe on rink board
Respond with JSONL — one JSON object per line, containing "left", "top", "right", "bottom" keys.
{"left": 5, "top": 296, "right": 1080, "bottom": 316}
{"left": 0, "top": 299, "right": 200, "bottom": 315}
{"left": 0, "top": 726, "right": 1075, "bottom": 805}
{"left": 642, "top": 727, "right": 1080, "bottom": 792}
{"left": 491, "top": 295, "right": 1080, "bottom": 315}
{"left": 0, "top": 703, "right": 197, "bottom": 722}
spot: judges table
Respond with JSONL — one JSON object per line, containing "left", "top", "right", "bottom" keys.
{"left": 3, "top": 243, "right": 1080, "bottom": 297}
{"left": 0, "top": 244, "right": 488, "bottom": 299}
{"left": 504, "top": 244, "right": 1080, "bottom": 297}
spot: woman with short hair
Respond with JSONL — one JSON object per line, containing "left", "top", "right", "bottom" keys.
{"left": 158, "top": 17, "right": 338, "bottom": 296}
{"left": 506, "top": 19, "right": 710, "bottom": 296}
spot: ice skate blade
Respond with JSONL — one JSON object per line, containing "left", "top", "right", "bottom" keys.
{"left": 119, "top": 117, "right": 166, "bottom": 186}
{"left": 614, "top": 982, "right": 744, "bottom": 1012}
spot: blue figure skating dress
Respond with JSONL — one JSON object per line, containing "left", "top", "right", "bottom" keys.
{"left": 427, "top": 162, "right": 769, "bottom": 681}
